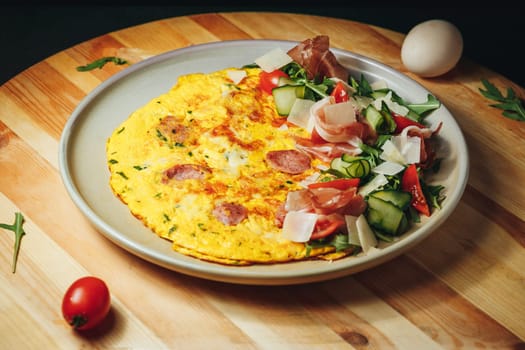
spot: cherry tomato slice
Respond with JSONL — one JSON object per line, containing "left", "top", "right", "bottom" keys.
{"left": 401, "top": 164, "right": 430, "bottom": 216}
{"left": 310, "top": 127, "right": 328, "bottom": 144}
{"left": 62, "top": 276, "right": 111, "bottom": 331}
{"left": 330, "top": 81, "right": 349, "bottom": 103}
{"left": 392, "top": 113, "right": 426, "bottom": 134}
{"left": 259, "top": 69, "right": 289, "bottom": 94}
{"left": 310, "top": 217, "right": 345, "bottom": 240}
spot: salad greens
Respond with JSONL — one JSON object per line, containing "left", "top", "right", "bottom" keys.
{"left": 271, "top": 63, "right": 445, "bottom": 252}
{"left": 0, "top": 212, "right": 26, "bottom": 273}
{"left": 76, "top": 56, "right": 128, "bottom": 72}
{"left": 479, "top": 79, "right": 525, "bottom": 122}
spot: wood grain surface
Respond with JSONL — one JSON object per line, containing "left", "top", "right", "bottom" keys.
{"left": 1, "top": 12, "right": 524, "bottom": 349}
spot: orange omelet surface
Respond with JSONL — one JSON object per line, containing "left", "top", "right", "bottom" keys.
{"left": 106, "top": 67, "right": 345, "bottom": 264}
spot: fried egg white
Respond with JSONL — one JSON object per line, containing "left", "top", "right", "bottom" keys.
{"left": 106, "top": 67, "right": 342, "bottom": 264}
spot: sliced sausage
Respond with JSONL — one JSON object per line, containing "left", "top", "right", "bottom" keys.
{"left": 265, "top": 149, "right": 311, "bottom": 174}
{"left": 157, "top": 116, "right": 190, "bottom": 144}
{"left": 162, "top": 164, "right": 210, "bottom": 183}
{"left": 213, "top": 202, "right": 248, "bottom": 226}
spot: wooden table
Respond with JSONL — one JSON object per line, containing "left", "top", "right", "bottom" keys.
{"left": 1, "top": 12, "right": 524, "bottom": 349}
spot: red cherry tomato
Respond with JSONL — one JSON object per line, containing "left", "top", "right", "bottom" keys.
{"left": 259, "top": 69, "right": 289, "bottom": 94}
{"left": 330, "top": 81, "right": 349, "bottom": 103}
{"left": 401, "top": 164, "right": 430, "bottom": 216}
{"left": 62, "top": 276, "right": 111, "bottom": 331}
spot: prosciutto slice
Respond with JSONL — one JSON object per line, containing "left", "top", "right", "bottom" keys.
{"left": 294, "top": 137, "right": 362, "bottom": 163}
{"left": 287, "top": 35, "right": 349, "bottom": 81}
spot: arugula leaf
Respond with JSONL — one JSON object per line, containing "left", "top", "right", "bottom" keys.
{"left": 422, "top": 182, "right": 446, "bottom": 210}
{"left": 479, "top": 79, "right": 525, "bottom": 121}
{"left": 407, "top": 94, "right": 441, "bottom": 118}
{"left": 350, "top": 74, "right": 374, "bottom": 97}
{"left": 306, "top": 233, "right": 356, "bottom": 253}
{"left": 374, "top": 88, "right": 441, "bottom": 121}
{"left": 0, "top": 212, "right": 26, "bottom": 273}
{"left": 76, "top": 56, "right": 128, "bottom": 72}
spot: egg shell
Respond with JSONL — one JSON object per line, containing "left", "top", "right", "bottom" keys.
{"left": 401, "top": 19, "right": 463, "bottom": 78}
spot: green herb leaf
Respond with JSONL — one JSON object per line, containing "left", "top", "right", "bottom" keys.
{"left": 0, "top": 212, "right": 26, "bottom": 273}
{"left": 76, "top": 56, "right": 128, "bottom": 72}
{"left": 479, "top": 79, "right": 525, "bottom": 121}
{"left": 407, "top": 94, "right": 441, "bottom": 118}
{"left": 351, "top": 74, "right": 374, "bottom": 97}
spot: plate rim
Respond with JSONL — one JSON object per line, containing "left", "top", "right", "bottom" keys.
{"left": 58, "top": 38, "right": 469, "bottom": 285}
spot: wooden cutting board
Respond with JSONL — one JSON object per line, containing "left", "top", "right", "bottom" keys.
{"left": 1, "top": 12, "right": 524, "bottom": 349}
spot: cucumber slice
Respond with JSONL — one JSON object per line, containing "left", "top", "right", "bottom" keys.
{"left": 371, "top": 89, "right": 389, "bottom": 100}
{"left": 330, "top": 157, "right": 352, "bottom": 177}
{"left": 272, "top": 84, "right": 306, "bottom": 116}
{"left": 364, "top": 105, "right": 383, "bottom": 131}
{"left": 366, "top": 196, "right": 407, "bottom": 235}
{"left": 379, "top": 101, "right": 397, "bottom": 133}
{"left": 369, "top": 190, "right": 412, "bottom": 210}
{"left": 278, "top": 77, "right": 298, "bottom": 86}
{"left": 345, "top": 159, "right": 371, "bottom": 178}
{"left": 341, "top": 154, "right": 361, "bottom": 162}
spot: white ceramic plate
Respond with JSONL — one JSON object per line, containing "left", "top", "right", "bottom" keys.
{"left": 58, "top": 39, "right": 469, "bottom": 285}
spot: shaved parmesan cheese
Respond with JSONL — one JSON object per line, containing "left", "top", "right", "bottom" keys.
{"left": 372, "top": 91, "right": 409, "bottom": 116}
{"left": 380, "top": 140, "right": 406, "bottom": 164}
{"left": 356, "top": 215, "right": 378, "bottom": 253}
{"left": 287, "top": 98, "right": 315, "bottom": 132}
{"left": 401, "top": 136, "right": 421, "bottom": 164}
{"left": 370, "top": 80, "right": 388, "bottom": 90}
{"left": 373, "top": 161, "right": 405, "bottom": 175}
{"left": 298, "top": 172, "right": 321, "bottom": 188}
{"left": 351, "top": 95, "right": 374, "bottom": 110}
{"left": 358, "top": 174, "right": 388, "bottom": 196}
{"left": 323, "top": 101, "right": 356, "bottom": 125}
{"left": 345, "top": 214, "right": 378, "bottom": 254}
{"left": 282, "top": 211, "right": 318, "bottom": 242}
{"left": 254, "top": 48, "right": 293, "bottom": 72}
{"left": 345, "top": 215, "right": 360, "bottom": 246}
{"left": 383, "top": 134, "right": 422, "bottom": 165}
{"left": 226, "top": 69, "right": 247, "bottom": 84}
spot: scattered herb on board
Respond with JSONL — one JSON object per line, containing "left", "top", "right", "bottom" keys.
{"left": 0, "top": 212, "right": 26, "bottom": 273}
{"left": 479, "top": 79, "right": 525, "bottom": 121}
{"left": 76, "top": 56, "right": 128, "bottom": 72}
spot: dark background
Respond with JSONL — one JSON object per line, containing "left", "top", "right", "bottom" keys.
{"left": 1, "top": 4, "right": 523, "bottom": 87}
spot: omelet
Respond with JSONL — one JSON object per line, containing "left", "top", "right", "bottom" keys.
{"left": 106, "top": 67, "right": 341, "bottom": 265}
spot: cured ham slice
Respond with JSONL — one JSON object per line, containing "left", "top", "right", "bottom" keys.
{"left": 287, "top": 35, "right": 349, "bottom": 82}
{"left": 283, "top": 186, "right": 366, "bottom": 217}
{"left": 294, "top": 137, "right": 362, "bottom": 163}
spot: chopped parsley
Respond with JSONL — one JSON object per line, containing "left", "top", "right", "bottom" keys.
{"left": 116, "top": 171, "right": 128, "bottom": 179}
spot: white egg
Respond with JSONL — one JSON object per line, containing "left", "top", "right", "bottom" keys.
{"left": 401, "top": 19, "right": 463, "bottom": 78}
